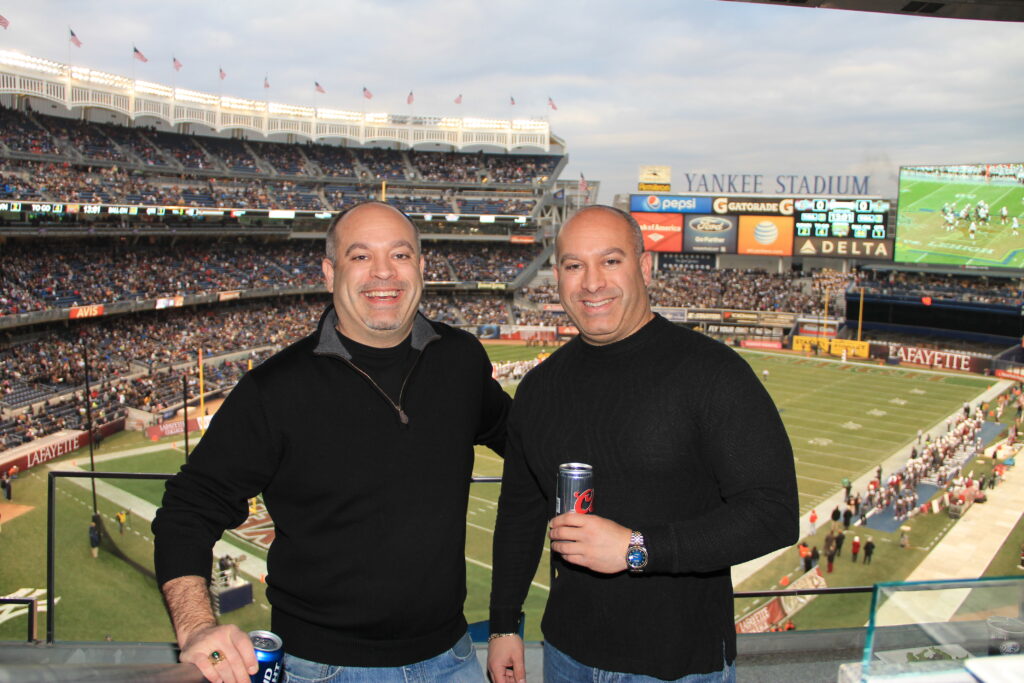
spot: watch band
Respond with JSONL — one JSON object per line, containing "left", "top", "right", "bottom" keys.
{"left": 627, "top": 530, "right": 648, "bottom": 573}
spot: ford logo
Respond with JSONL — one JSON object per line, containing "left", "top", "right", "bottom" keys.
{"left": 689, "top": 216, "right": 732, "bottom": 232}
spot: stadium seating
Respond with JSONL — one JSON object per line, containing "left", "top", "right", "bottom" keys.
{"left": 0, "top": 106, "right": 558, "bottom": 220}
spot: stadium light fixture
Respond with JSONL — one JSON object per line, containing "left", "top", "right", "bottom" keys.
{"left": 0, "top": 50, "right": 63, "bottom": 76}
{"left": 135, "top": 81, "right": 174, "bottom": 98}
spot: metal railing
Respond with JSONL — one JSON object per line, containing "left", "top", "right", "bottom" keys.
{"left": 44, "top": 469, "right": 870, "bottom": 645}
{"left": 0, "top": 599, "right": 37, "bottom": 643}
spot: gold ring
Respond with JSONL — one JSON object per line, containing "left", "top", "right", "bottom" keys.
{"left": 209, "top": 650, "right": 224, "bottom": 666}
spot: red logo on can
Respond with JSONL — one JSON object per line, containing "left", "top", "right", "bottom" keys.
{"left": 573, "top": 488, "right": 594, "bottom": 514}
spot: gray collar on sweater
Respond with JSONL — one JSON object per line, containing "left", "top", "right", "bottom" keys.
{"left": 313, "top": 307, "right": 440, "bottom": 360}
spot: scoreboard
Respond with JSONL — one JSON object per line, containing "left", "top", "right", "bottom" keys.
{"left": 630, "top": 193, "right": 894, "bottom": 260}
{"left": 793, "top": 198, "right": 890, "bottom": 240}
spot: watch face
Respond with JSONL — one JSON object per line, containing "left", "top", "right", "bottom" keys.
{"left": 627, "top": 546, "right": 648, "bottom": 569}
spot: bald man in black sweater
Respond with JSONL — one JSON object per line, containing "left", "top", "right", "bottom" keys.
{"left": 488, "top": 206, "right": 798, "bottom": 682}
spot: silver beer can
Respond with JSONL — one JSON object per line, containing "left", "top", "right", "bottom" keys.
{"left": 556, "top": 462, "right": 594, "bottom": 515}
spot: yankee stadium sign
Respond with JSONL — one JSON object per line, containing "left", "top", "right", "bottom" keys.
{"left": 678, "top": 173, "right": 870, "bottom": 195}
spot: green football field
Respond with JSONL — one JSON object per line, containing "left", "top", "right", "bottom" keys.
{"left": 0, "top": 345, "right": 1002, "bottom": 643}
{"left": 894, "top": 176, "right": 1024, "bottom": 268}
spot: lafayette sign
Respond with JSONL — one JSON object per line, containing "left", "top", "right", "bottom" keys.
{"left": 888, "top": 345, "right": 972, "bottom": 371}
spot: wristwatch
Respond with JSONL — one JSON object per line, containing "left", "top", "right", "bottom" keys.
{"left": 626, "top": 530, "right": 648, "bottom": 573}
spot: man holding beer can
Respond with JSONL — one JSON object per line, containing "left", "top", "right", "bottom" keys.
{"left": 488, "top": 206, "right": 798, "bottom": 682}
{"left": 154, "top": 202, "right": 510, "bottom": 683}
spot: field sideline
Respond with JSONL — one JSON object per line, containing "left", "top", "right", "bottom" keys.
{"left": 0, "top": 343, "right": 1004, "bottom": 642}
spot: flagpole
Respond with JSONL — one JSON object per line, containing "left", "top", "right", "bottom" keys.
{"left": 65, "top": 33, "right": 71, "bottom": 103}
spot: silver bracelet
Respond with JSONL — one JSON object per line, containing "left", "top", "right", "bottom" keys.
{"left": 487, "top": 632, "right": 519, "bottom": 642}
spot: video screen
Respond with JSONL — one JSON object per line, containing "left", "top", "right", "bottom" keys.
{"left": 894, "top": 164, "right": 1024, "bottom": 269}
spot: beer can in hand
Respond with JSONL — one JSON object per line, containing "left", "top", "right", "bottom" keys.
{"left": 249, "top": 630, "right": 283, "bottom": 683}
{"left": 556, "top": 463, "right": 594, "bottom": 515}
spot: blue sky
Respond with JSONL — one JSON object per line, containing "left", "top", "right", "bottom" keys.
{"left": 1, "top": 0, "right": 1022, "bottom": 200}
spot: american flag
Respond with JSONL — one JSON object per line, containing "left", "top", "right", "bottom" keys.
{"left": 219, "top": 67, "right": 227, "bottom": 80}
{"left": 315, "top": 81, "right": 326, "bottom": 94}
{"left": 264, "top": 76, "right": 270, "bottom": 89}
{"left": 69, "top": 28, "right": 82, "bottom": 47}
{"left": 509, "top": 96, "right": 516, "bottom": 106}
{"left": 172, "top": 56, "right": 183, "bottom": 72}
{"left": 363, "top": 86, "right": 373, "bottom": 99}
{"left": 454, "top": 94, "right": 462, "bottom": 105}
{"left": 548, "top": 97, "right": 558, "bottom": 111}
{"left": 578, "top": 173, "right": 589, "bottom": 195}
{"left": 132, "top": 46, "right": 148, "bottom": 63}
{"left": 0, "top": 15, "right": 9, "bottom": 30}
{"left": 407, "top": 91, "right": 414, "bottom": 105}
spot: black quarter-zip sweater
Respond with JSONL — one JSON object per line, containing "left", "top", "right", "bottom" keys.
{"left": 489, "top": 315, "right": 798, "bottom": 679}
{"left": 153, "top": 306, "right": 511, "bottom": 666}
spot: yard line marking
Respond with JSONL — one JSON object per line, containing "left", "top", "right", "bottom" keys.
{"left": 465, "top": 556, "right": 549, "bottom": 591}
{"left": 795, "top": 474, "right": 836, "bottom": 486}
{"left": 466, "top": 521, "right": 549, "bottom": 554}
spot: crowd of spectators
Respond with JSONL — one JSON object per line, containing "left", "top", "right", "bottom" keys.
{"left": 199, "top": 137, "right": 261, "bottom": 173}
{"left": 450, "top": 293, "right": 510, "bottom": 325}
{"left": 352, "top": 148, "right": 407, "bottom": 180}
{"left": 417, "top": 292, "right": 511, "bottom": 326}
{"left": 0, "top": 239, "right": 326, "bottom": 312}
{"left": 149, "top": 130, "right": 212, "bottom": 169}
{"left": 519, "top": 265, "right": 1019, "bottom": 319}
{"left": 513, "top": 307, "right": 568, "bottom": 326}
{"left": 843, "top": 406, "right": 987, "bottom": 534}
{"left": 410, "top": 150, "right": 477, "bottom": 182}
{"left": 0, "top": 155, "right": 539, "bottom": 216}
{"left": 248, "top": 140, "right": 309, "bottom": 176}
{"left": 0, "top": 106, "right": 60, "bottom": 155}
{"left": 0, "top": 345, "right": 279, "bottom": 450}
{"left": 856, "top": 270, "right": 1022, "bottom": 306}
{"left": 303, "top": 145, "right": 357, "bottom": 177}
{"left": 443, "top": 244, "right": 540, "bottom": 282}
{"left": 0, "top": 239, "right": 544, "bottom": 315}
{"left": 649, "top": 268, "right": 834, "bottom": 315}
{"left": 0, "top": 288, "right": 523, "bottom": 448}
{"left": 35, "top": 116, "right": 127, "bottom": 163}
{"left": 480, "top": 155, "right": 559, "bottom": 184}
{"left": 0, "top": 107, "right": 559, "bottom": 200}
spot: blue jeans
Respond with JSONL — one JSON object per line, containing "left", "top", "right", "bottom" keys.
{"left": 543, "top": 642, "right": 735, "bottom": 683}
{"left": 283, "top": 632, "right": 484, "bottom": 682}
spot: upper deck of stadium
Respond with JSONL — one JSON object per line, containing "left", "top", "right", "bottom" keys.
{"left": 0, "top": 50, "right": 561, "bottom": 153}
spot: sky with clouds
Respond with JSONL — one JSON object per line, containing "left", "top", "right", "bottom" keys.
{"left": 1, "top": 0, "right": 1022, "bottom": 201}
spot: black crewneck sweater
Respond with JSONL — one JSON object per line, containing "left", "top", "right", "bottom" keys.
{"left": 154, "top": 307, "right": 511, "bottom": 667}
{"left": 490, "top": 315, "right": 798, "bottom": 679}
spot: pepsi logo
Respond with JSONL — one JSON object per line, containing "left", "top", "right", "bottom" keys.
{"left": 646, "top": 195, "right": 660, "bottom": 209}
